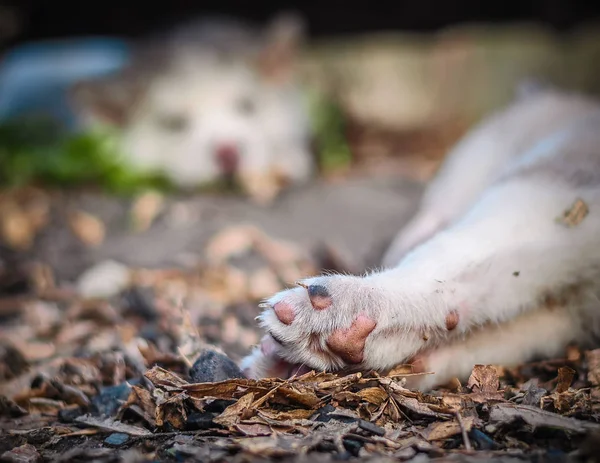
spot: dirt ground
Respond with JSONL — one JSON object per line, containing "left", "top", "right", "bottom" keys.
{"left": 26, "top": 174, "right": 424, "bottom": 281}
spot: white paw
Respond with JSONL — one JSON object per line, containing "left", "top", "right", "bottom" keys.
{"left": 241, "top": 273, "right": 458, "bottom": 379}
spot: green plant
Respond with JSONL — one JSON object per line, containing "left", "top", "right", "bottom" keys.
{"left": 0, "top": 117, "right": 171, "bottom": 194}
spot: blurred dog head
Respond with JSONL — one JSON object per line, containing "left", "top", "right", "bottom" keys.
{"left": 70, "top": 13, "right": 315, "bottom": 201}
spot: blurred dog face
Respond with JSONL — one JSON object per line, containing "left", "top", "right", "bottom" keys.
{"left": 70, "top": 13, "right": 315, "bottom": 199}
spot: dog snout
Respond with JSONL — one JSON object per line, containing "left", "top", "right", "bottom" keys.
{"left": 214, "top": 143, "right": 240, "bottom": 174}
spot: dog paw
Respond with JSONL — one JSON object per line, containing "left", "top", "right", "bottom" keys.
{"left": 242, "top": 273, "right": 449, "bottom": 378}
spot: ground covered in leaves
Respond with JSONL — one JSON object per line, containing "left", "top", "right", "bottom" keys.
{"left": 1, "top": 185, "right": 600, "bottom": 463}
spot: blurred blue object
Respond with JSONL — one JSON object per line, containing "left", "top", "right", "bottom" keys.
{"left": 0, "top": 37, "right": 132, "bottom": 129}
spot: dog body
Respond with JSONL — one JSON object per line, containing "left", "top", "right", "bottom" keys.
{"left": 242, "top": 87, "right": 600, "bottom": 389}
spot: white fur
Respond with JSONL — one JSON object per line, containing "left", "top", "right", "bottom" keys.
{"left": 242, "top": 87, "right": 600, "bottom": 389}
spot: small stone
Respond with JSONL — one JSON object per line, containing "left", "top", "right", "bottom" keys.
{"left": 393, "top": 447, "right": 417, "bottom": 459}
{"left": 104, "top": 433, "right": 129, "bottom": 447}
{"left": 91, "top": 380, "right": 140, "bottom": 416}
{"left": 58, "top": 407, "right": 84, "bottom": 423}
{"left": 314, "top": 404, "right": 336, "bottom": 422}
{"left": 204, "top": 399, "right": 236, "bottom": 413}
{"left": 342, "top": 437, "right": 363, "bottom": 457}
{"left": 121, "top": 286, "right": 158, "bottom": 321}
{"left": 357, "top": 419, "right": 385, "bottom": 436}
{"left": 189, "top": 349, "right": 244, "bottom": 383}
{"left": 469, "top": 429, "right": 498, "bottom": 450}
{"left": 76, "top": 260, "right": 131, "bottom": 299}
{"left": 1, "top": 444, "right": 41, "bottom": 463}
{"left": 185, "top": 412, "right": 216, "bottom": 430}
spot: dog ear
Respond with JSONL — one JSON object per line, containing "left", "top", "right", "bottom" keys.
{"left": 67, "top": 44, "right": 166, "bottom": 127}
{"left": 68, "top": 65, "right": 154, "bottom": 127}
{"left": 257, "top": 11, "right": 306, "bottom": 84}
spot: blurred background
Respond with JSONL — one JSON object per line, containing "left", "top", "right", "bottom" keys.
{"left": 0, "top": 1, "right": 600, "bottom": 365}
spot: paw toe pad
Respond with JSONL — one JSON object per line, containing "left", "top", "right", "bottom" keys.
{"left": 274, "top": 301, "right": 295, "bottom": 325}
{"left": 445, "top": 311, "right": 459, "bottom": 331}
{"left": 307, "top": 284, "right": 332, "bottom": 310}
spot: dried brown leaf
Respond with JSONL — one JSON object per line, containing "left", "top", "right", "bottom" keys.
{"left": 54, "top": 320, "right": 98, "bottom": 346}
{"left": 556, "top": 198, "right": 588, "bottom": 227}
{"left": 27, "top": 398, "right": 66, "bottom": 414}
{"left": 53, "top": 383, "right": 91, "bottom": 407}
{"left": 467, "top": 365, "right": 500, "bottom": 394}
{"left": 236, "top": 435, "right": 305, "bottom": 457}
{"left": 439, "top": 393, "right": 469, "bottom": 411}
{"left": 205, "top": 225, "right": 259, "bottom": 264}
{"left": 159, "top": 392, "right": 188, "bottom": 429}
{"left": 316, "top": 372, "right": 362, "bottom": 390}
{"left": 332, "top": 391, "right": 363, "bottom": 404}
{"left": 489, "top": 403, "right": 600, "bottom": 433}
{"left": 68, "top": 210, "right": 105, "bottom": 247}
{"left": 393, "top": 393, "right": 446, "bottom": 418}
{"left": 357, "top": 387, "right": 389, "bottom": 405}
{"left": 10, "top": 339, "right": 56, "bottom": 362}
{"left": 277, "top": 385, "right": 321, "bottom": 408}
{"left": 184, "top": 381, "right": 253, "bottom": 399}
{"left": 74, "top": 414, "right": 152, "bottom": 436}
{"left": 556, "top": 366, "right": 576, "bottom": 393}
{"left": 0, "top": 201, "right": 35, "bottom": 250}
{"left": 144, "top": 366, "right": 188, "bottom": 389}
{"left": 422, "top": 416, "right": 474, "bottom": 441}
{"left": 465, "top": 365, "right": 505, "bottom": 402}
{"left": 130, "top": 190, "right": 164, "bottom": 232}
{"left": 0, "top": 359, "right": 63, "bottom": 400}
{"left": 380, "top": 377, "right": 450, "bottom": 418}
{"left": 213, "top": 392, "right": 256, "bottom": 428}
{"left": 235, "top": 423, "right": 273, "bottom": 436}
{"left": 0, "top": 396, "right": 27, "bottom": 417}
{"left": 59, "top": 358, "right": 103, "bottom": 386}
{"left": 257, "top": 408, "right": 316, "bottom": 421}
{"left": 294, "top": 371, "right": 338, "bottom": 383}
{"left": 122, "top": 385, "right": 156, "bottom": 426}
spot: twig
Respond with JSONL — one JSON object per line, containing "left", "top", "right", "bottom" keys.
{"left": 385, "top": 372, "right": 436, "bottom": 378}
{"left": 455, "top": 410, "right": 472, "bottom": 451}
{"left": 177, "top": 346, "right": 194, "bottom": 368}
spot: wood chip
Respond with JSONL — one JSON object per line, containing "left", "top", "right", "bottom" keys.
{"left": 556, "top": 198, "right": 588, "bottom": 227}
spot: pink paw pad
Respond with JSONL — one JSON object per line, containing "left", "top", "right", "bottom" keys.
{"left": 445, "top": 310, "right": 459, "bottom": 331}
{"left": 297, "top": 281, "right": 332, "bottom": 310}
{"left": 306, "top": 284, "right": 332, "bottom": 310}
{"left": 273, "top": 301, "right": 295, "bottom": 325}
{"left": 326, "top": 314, "right": 377, "bottom": 364}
